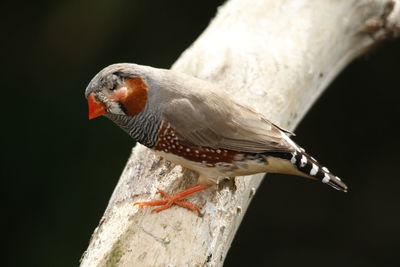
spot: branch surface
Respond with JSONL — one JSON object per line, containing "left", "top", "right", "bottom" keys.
{"left": 81, "top": 0, "right": 400, "bottom": 266}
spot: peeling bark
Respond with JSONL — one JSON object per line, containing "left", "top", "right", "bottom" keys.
{"left": 80, "top": 0, "right": 400, "bottom": 266}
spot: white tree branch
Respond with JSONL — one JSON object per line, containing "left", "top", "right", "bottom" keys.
{"left": 80, "top": 0, "right": 400, "bottom": 266}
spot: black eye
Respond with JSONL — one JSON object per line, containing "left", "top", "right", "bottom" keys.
{"left": 109, "top": 84, "right": 117, "bottom": 91}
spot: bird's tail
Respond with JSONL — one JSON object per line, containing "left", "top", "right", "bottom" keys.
{"left": 289, "top": 149, "right": 348, "bottom": 192}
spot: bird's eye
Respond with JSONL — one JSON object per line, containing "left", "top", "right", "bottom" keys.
{"left": 109, "top": 84, "right": 117, "bottom": 91}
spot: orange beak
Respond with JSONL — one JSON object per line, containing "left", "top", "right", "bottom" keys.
{"left": 88, "top": 93, "right": 106, "bottom": 120}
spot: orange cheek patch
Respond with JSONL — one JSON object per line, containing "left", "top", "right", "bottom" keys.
{"left": 122, "top": 77, "right": 149, "bottom": 116}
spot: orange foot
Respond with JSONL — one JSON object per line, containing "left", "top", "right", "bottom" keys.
{"left": 134, "top": 184, "right": 210, "bottom": 216}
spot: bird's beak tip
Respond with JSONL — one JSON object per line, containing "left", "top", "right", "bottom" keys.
{"left": 88, "top": 93, "right": 106, "bottom": 120}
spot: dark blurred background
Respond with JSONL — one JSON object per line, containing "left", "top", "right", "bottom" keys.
{"left": 3, "top": 0, "right": 400, "bottom": 266}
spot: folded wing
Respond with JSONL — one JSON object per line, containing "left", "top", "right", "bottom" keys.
{"left": 162, "top": 93, "right": 294, "bottom": 153}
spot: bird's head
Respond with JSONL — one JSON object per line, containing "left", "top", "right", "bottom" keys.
{"left": 85, "top": 64, "right": 149, "bottom": 119}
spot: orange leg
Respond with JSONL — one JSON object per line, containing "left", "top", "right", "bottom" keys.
{"left": 134, "top": 184, "right": 210, "bottom": 216}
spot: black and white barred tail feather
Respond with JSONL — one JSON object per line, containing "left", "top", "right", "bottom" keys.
{"left": 278, "top": 134, "right": 348, "bottom": 192}
{"left": 289, "top": 149, "right": 348, "bottom": 192}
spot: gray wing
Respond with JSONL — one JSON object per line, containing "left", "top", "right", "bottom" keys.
{"left": 162, "top": 95, "right": 295, "bottom": 153}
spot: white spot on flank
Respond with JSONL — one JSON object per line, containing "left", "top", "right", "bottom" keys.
{"left": 216, "top": 149, "right": 221, "bottom": 153}
{"left": 195, "top": 150, "right": 199, "bottom": 154}
{"left": 310, "top": 163, "right": 318, "bottom": 176}
{"left": 186, "top": 148, "right": 191, "bottom": 152}
{"left": 300, "top": 155, "right": 307, "bottom": 167}
{"left": 291, "top": 152, "right": 297, "bottom": 164}
{"left": 202, "top": 154, "right": 206, "bottom": 158}
{"left": 322, "top": 174, "right": 331, "bottom": 183}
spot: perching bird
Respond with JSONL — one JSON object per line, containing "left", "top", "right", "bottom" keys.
{"left": 85, "top": 63, "right": 347, "bottom": 215}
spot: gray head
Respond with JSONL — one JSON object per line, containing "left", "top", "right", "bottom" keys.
{"left": 85, "top": 63, "right": 153, "bottom": 119}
